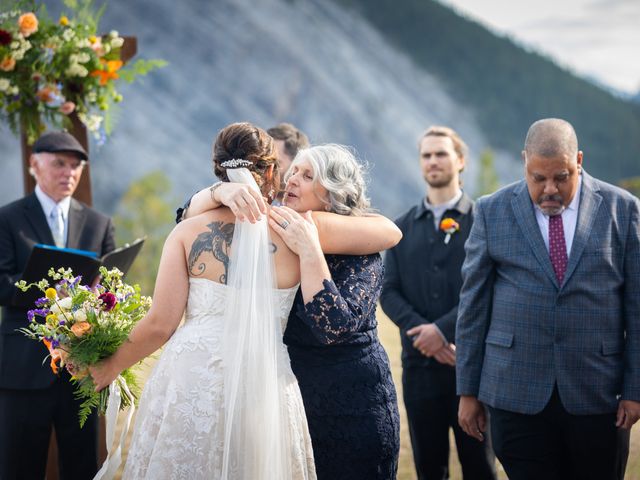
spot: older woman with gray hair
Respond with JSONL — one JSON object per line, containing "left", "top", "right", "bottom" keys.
{"left": 269, "top": 144, "right": 400, "bottom": 480}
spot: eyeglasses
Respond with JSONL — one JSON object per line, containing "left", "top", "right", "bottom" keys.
{"left": 48, "top": 157, "right": 87, "bottom": 171}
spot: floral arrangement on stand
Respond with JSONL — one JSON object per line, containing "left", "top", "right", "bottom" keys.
{"left": 16, "top": 266, "right": 151, "bottom": 426}
{"left": 0, "top": 0, "right": 166, "bottom": 144}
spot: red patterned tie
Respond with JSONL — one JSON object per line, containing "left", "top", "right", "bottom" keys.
{"left": 549, "top": 214, "right": 568, "bottom": 283}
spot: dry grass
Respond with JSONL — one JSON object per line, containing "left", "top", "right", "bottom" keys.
{"left": 111, "top": 311, "right": 640, "bottom": 480}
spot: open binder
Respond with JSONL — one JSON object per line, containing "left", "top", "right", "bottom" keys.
{"left": 13, "top": 238, "right": 145, "bottom": 307}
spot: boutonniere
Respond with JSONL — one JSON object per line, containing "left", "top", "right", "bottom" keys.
{"left": 439, "top": 218, "right": 460, "bottom": 244}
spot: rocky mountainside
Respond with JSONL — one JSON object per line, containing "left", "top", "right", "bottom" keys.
{"left": 2, "top": 0, "right": 636, "bottom": 218}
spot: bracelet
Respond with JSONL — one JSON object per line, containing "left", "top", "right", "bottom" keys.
{"left": 209, "top": 181, "right": 223, "bottom": 204}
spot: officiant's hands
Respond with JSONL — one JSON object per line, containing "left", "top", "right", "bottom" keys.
{"left": 89, "top": 360, "right": 119, "bottom": 392}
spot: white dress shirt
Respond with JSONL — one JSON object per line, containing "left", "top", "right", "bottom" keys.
{"left": 35, "top": 185, "right": 71, "bottom": 247}
{"left": 534, "top": 175, "right": 582, "bottom": 257}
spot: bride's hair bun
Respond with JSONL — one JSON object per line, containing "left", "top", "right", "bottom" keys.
{"left": 212, "top": 122, "right": 279, "bottom": 197}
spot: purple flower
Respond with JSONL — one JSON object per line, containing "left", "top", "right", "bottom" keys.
{"left": 71, "top": 276, "right": 83, "bottom": 287}
{"left": 51, "top": 339, "right": 60, "bottom": 349}
{"left": 35, "top": 297, "right": 48, "bottom": 307}
{"left": 99, "top": 292, "right": 117, "bottom": 311}
{"left": 58, "top": 320, "right": 66, "bottom": 326}
{"left": 28, "top": 308, "right": 50, "bottom": 321}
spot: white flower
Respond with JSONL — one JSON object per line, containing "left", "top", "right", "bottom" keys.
{"left": 62, "top": 28, "right": 75, "bottom": 41}
{"left": 87, "top": 91, "right": 97, "bottom": 102}
{"left": 75, "top": 38, "right": 90, "bottom": 49}
{"left": 110, "top": 37, "right": 124, "bottom": 48}
{"left": 13, "top": 50, "right": 24, "bottom": 61}
{"left": 109, "top": 30, "right": 119, "bottom": 38}
{"left": 58, "top": 297, "right": 73, "bottom": 310}
{"left": 73, "top": 309, "right": 87, "bottom": 322}
{"left": 76, "top": 52, "right": 91, "bottom": 63}
{"left": 10, "top": 41, "right": 19, "bottom": 50}
{"left": 7, "top": 86, "right": 18, "bottom": 95}
{"left": 65, "top": 63, "right": 88, "bottom": 77}
{"left": 0, "top": 79, "right": 10, "bottom": 92}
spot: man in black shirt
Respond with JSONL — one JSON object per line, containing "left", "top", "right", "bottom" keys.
{"left": 381, "top": 126, "right": 495, "bottom": 480}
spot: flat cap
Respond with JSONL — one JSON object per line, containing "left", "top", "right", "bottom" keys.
{"left": 32, "top": 131, "right": 88, "bottom": 161}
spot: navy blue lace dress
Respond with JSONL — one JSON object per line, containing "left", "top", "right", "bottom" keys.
{"left": 284, "top": 253, "right": 400, "bottom": 480}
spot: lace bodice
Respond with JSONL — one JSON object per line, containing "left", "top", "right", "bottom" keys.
{"left": 185, "top": 277, "right": 299, "bottom": 332}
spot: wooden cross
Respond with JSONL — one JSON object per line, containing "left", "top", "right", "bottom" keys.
{"left": 17, "top": 37, "right": 137, "bottom": 479}
{"left": 20, "top": 36, "right": 138, "bottom": 206}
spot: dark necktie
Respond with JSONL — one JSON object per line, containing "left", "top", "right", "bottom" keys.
{"left": 549, "top": 214, "right": 568, "bottom": 283}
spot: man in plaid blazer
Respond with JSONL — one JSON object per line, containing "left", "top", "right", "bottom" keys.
{"left": 455, "top": 118, "right": 640, "bottom": 479}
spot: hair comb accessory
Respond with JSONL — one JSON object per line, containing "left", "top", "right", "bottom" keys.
{"left": 220, "top": 158, "right": 252, "bottom": 169}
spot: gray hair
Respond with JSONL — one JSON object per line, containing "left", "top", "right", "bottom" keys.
{"left": 524, "top": 118, "right": 579, "bottom": 159}
{"left": 286, "top": 144, "right": 371, "bottom": 216}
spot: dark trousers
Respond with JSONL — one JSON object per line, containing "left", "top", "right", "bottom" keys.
{"left": 404, "top": 387, "right": 496, "bottom": 480}
{"left": 488, "top": 387, "right": 629, "bottom": 480}
{"left": 0, "top": 375, "right": 98, "bottom": 480}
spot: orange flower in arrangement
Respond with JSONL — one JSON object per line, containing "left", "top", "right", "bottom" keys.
{"left": 439, "top": 217, "right": 460, "bottom": 244}
{"left": 43, "top": 338, "right": 63, "bottom": 374}
{"left": 18, "top": 12, "right": 38, "bottom": 37}
{"left": 0, "top": 55, "right": 15, "bottom": 72}
{"left": 90, "top": 59, "right": 123, "bottom": 86}
{"left": 70, "top": 321, "right": 92, "bottom": 338}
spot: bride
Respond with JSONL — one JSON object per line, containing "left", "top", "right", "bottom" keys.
{"left": 90, "top": 122, "right": 316, "bottom": 479}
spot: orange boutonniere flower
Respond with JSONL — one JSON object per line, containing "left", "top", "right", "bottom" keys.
{"left": 439, "top": 217, "right": 460, "bottom": 244}
{"left": 90, "top": 59, "right": 123, "bottom": 86}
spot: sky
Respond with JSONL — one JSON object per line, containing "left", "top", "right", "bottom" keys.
{"left": 440, "top": 0, "right": 640, "bottom": 95}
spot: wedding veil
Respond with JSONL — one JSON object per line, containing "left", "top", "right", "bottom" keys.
{"left": 221, "top": 168, "right": 292, "bottom": 479}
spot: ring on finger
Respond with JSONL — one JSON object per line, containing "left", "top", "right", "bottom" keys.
{"left": 280, "top": 220, "right": 290, "bottom": 229}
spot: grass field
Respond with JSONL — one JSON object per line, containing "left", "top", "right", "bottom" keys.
{"left": 114, "top": 310, "right": 640, "bottom": 479}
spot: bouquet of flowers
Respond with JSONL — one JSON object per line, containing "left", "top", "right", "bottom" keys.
{"left": 16, "top": 266, "right": 151, "bottom": 426}
{"left": 0, "top": 0, "right": 166, "bottom": 144}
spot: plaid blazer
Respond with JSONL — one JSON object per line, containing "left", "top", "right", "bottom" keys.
{"left": 456, "top": 171, "right": 640, "bottom": 415}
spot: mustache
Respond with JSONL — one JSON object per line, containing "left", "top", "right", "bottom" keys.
{"left": 537, "top": 194, "right": 563, "bottom": 205}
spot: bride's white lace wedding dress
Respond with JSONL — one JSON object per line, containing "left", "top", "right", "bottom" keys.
{"left": 123, "top": 278, "right": 316, "bottom": 479}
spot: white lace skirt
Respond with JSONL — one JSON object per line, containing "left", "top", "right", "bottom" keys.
{"left": 123, "top": 318, "right": 316, "bottom": 480}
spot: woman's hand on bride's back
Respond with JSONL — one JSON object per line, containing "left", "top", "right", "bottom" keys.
{"left": 214, "top": 183, "right": 267, "bottom": 223}
{"left": 269, "top": 206, "right": 322, "bottom": 258}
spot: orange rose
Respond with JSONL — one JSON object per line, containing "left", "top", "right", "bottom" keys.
{"left": 70, "top": 321, "right": 92, "bottom": 337}
{"left": 0, "top": 56, "right": 16, "bottom": 72}
{"left": 18, "top": 12, "right": 38, "bottom": 37}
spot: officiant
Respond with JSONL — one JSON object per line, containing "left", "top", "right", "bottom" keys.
{"left": 0, "top": 130, "right": 115, "bottom": 479}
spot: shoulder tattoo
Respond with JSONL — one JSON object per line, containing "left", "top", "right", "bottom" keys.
{"left": 187, "top": 221, "right": 235, "bottom": 283}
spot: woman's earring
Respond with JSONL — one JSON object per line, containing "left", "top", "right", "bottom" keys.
{"left": 324, "top": 205, "right": 330, "bottom": 212}
{"left": 267, "top": 187, "right": 275, "bottom": 201}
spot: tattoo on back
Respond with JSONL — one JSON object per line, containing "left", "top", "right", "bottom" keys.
{"left": 188, "top": 221, "right": 235, "bottom": 283}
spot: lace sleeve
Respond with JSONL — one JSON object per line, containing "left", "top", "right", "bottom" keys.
{"left": 296, "top": 255, "right": 382, "bottom": 345}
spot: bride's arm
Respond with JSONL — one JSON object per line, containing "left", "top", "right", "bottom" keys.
{"left": 89, "top": 228, "right": 190, "bottom": 390}
{"left": 311, "top": 211, "right": 401, "bottom": 254}
{"left": 180, "top": 183, "right": 266, "bottom": 223}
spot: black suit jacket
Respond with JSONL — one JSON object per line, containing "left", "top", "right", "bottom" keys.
{"left": 0, "top": 193, "right": 115, "bottom": 389}
{"left": 380, "top": 193, "right": 473, "bottom": 399}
